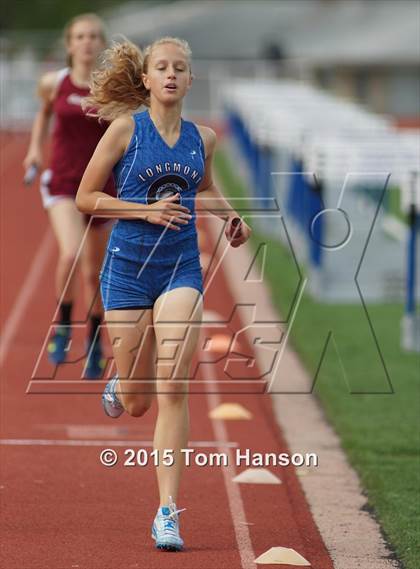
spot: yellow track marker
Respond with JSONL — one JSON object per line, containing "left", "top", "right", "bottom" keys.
{"left": 255, "top": 546, "right": 310, "bottom": 565}
{"left": 208, "top": 403, "right": 252, "bottom": 420}
{"left": 233, "top": 468, "right": 282, "bottom": 485}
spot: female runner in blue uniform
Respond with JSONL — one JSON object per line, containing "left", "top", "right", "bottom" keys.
{"left": 76, "top": 37, "right": 251, "bottom": 551}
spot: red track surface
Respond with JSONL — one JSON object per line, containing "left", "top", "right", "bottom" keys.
{"left": 0, "top": 133, "right": 334, "bottom": 569}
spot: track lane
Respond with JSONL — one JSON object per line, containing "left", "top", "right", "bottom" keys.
{"left": 0, "top": 133, "right": 334, "bottom": 569}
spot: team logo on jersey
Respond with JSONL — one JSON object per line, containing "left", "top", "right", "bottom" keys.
{"left": 67, "top": 93, "right": 84, "bottom": 106}
{"left": 146, "top": 174, "right": 189, "bottom": 205}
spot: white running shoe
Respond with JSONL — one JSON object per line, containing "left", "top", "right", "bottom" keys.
{"left": 151, "top": 496, "right": 186, "bottom": 551}
{"left": 102, "top": 376, "right": 124, "bottom": 418}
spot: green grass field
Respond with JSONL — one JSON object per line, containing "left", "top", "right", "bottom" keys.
{"left": 215, "top": 146, "right": 420, "bottom": 569}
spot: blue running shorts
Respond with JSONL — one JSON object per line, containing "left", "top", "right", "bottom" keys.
{"left": 100, "top": 232, "right": 203, "bottom": 311}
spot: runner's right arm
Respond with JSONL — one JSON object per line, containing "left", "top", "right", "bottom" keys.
{"left": 23, "top": 72, "right": 57, "bottom": 171}
{"left": 76, "top": 115, "right": 192, "bottom": 230}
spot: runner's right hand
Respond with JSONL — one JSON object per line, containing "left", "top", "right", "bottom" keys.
{"left": 23, "top": 149, "right": 42, "bottom": 172}
{"left": 143, "top": 193, "right": 192, "bottom": 231}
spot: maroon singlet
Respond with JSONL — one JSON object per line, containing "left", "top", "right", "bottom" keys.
{"left": 40, "top": 68, "right": 114, "bottom": 222}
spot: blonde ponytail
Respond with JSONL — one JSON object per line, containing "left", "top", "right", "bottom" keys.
{"left": 84, "top": 39, "right": 149, "bottom": 122}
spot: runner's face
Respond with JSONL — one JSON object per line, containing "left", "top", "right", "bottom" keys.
{"left": 143, "top": 44, "right": 192, "bottom": 105}
{"left": 67, "top": 20, "right": 105, "bottom": 66}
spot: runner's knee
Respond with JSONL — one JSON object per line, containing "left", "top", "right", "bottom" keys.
{"left": 82, "top": 266, "right": 99, "bottom": 289}
{"left": 157, "top": 369, "right": 189, "bottom": 406}
{"left": 124, "top": 398, "right": 151, "bottom": 417}
{"left": 59, "top": 251, "right": 78, "bottom": 272}
{"left": 159, "top": 391, "right": 188, "bottom": 407}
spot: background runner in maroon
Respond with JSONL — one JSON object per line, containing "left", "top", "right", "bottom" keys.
{"left": 22, "top": 13, "right": 115, "bottom": 379}
{"left": 47, "top": 71, "right": 114, "bottom": 205}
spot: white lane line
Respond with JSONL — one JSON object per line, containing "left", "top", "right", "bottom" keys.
{"left": 202, "top": 360, "right": 256, "bottom": 569}
{"left": 0, "top": 228, "right": 54, "bottom": 367}
{"left": 0, "top": 439, "right": 239, "bottom": 448}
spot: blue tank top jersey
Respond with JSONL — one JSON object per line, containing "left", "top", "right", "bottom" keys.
{"left": 112, "top": 110, "right": 206, "bottom": 245}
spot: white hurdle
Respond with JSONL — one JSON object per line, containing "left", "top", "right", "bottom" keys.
{"left": 221, "top": 80, "right": 419, "bottom": 350}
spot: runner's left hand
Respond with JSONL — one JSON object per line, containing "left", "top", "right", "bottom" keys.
{"left": 225, "top": 216, "right": 251, "bottom": 248}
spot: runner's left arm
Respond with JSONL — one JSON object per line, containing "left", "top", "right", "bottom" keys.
{"left": 196, "top": 126, "right": 251, "bottom": 247}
